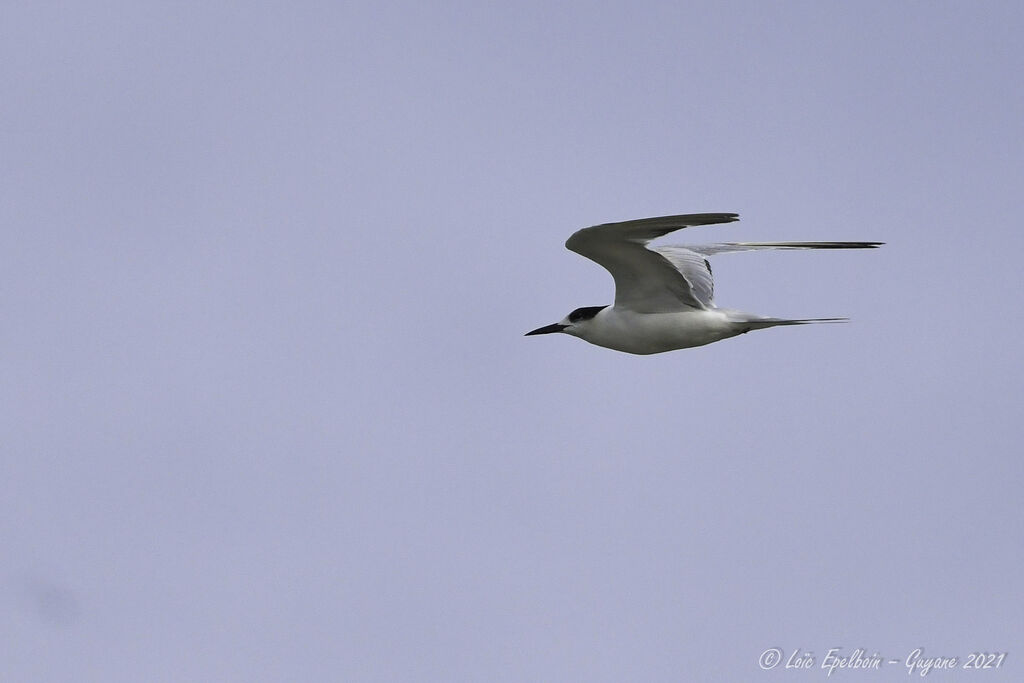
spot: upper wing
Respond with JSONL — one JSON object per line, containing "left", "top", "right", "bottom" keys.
{"left": 565, "top": 213, "right": 737, "bottom": 313}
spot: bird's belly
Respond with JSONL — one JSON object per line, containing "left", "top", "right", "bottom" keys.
{"left": 586, "top": 310, "right": 740, "bottom": 354}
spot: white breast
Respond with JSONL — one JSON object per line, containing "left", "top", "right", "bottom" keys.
{"left": 571, "top": 307, "right": 742, "bottom": 354}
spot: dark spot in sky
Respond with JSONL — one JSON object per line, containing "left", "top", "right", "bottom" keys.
{"left": 18, "top": 576, "right": 81, "bottom": 627}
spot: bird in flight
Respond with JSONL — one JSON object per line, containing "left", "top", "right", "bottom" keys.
{"left": 526, "top": 213, "right": 881, "bottom": 354}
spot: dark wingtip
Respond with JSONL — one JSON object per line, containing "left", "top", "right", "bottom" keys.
{"left": 831, "top": 241, "right": 884, "bottom": 248}
{"left": 778, "top": 241, "right": 884, "bottom": 249}
{"left": 821, "top": 241, "right": 884, "bottom": 249}
{"left": 682, "top": 212, "right": 740, "bottom": 227}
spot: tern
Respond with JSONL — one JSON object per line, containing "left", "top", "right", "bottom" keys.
{"left": 526, "top": 213, "right": 881, "bottom": 354}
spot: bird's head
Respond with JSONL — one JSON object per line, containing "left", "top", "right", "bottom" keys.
{"left": 525, "top": 305, "right": 607, "bottom": 339}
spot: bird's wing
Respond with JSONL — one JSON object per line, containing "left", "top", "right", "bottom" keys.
{"left": 649, "top": 247, "right": 716, "bottom": 308}
{"left": 565, "top": 213, "right": 738, "bottom": 313}
{"left": 685, "top": 241, "right": 883, "bottom": 255}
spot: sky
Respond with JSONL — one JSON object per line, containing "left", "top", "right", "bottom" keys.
{"left": 2, "top": 1, "right": 1023, "bottom": 681}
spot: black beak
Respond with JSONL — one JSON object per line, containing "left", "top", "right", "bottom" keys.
{"left": 525, "top": 323, "right": 568, "bottom": 336}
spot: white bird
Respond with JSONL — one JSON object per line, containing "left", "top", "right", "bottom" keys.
{"left": 526, "top": 213, "right": 881, "bottom": 354}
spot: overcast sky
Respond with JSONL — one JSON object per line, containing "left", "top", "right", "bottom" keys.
{"left": 2, "top": 1, "right": 1023, "bottom": 681}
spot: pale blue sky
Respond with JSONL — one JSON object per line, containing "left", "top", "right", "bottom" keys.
{"left": 2, "top": 2, "right": 1022, "bottom": 681}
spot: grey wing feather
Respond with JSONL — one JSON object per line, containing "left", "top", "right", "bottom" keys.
{"left": 575, "top": 213, "right": 739, "bottom": 242}
{"left": 565, "top": 213, "right": 737, "bottom": 313}
{"left": 651, "top": 247, "right": 715, "bottom": 307}
{"left": 685, "top": 241, "right": 883, "bottom": 255}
